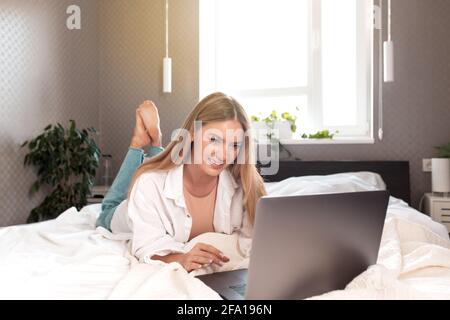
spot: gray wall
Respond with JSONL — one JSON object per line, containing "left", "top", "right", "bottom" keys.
{"left": 0, "top": 0, "right": 99, "bottom": 226}
{"left": 1, "top": 0, "right": 449, "bottom": 226}
{"left": 98, "top": 0, "right": 199, "bottom": 166}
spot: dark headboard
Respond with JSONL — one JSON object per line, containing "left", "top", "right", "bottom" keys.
{"left": 258, "top": 161, "right": 411, "bottom": 205}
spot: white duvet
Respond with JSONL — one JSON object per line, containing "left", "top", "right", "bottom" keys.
{"left": 1, "top": 171, "right": 450, "bottom": 300}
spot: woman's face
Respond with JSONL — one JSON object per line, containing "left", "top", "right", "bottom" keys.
{"left": 192, "top": 120, "right": 244, "bottom": 177}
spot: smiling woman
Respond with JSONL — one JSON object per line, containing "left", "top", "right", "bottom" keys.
{"left": 96, "top": 92, "right": 267, "bottom": 273}
{"left": 183, "top": 119, "right": 245, "bottom": 240}
{"left": 125, "top": 93, "right": 266, "bottom": 272}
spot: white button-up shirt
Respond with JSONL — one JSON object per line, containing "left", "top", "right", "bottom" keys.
{"left": 126, "top": 164, "right": 253, "bottom": 263}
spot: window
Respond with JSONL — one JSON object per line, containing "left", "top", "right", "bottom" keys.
{"left": 199, "top": 0, "right": 374, "bottom": 141}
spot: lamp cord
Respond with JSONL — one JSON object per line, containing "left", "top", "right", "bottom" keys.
{"left": 388, "top": 0, "right": 392, "bottom": 41}
{"left": 378, "top": 0, "right": 384, "bottom": 141}
{"left": 165, "top": 0, "right": 169, "bottom": 58}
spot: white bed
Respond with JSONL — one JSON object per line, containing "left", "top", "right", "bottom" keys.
{"left": 1, "top": 172, "right": 450, "bottom": 300}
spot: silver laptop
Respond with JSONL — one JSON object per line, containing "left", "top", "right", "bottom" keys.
{"left": 197, "top": 190, "right": 390, "bottom": 300}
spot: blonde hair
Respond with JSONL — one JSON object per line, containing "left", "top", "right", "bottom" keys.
{"left": 127, "top": 92, "right": 266, "bottom": 224}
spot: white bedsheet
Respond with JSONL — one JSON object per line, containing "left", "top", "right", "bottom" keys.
{"left": 1, "top": 171, "right": 449, "bottom": 300}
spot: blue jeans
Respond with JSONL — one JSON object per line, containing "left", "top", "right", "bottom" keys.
{"left": 95, "top": 146, "right": 164, "bottom": 231}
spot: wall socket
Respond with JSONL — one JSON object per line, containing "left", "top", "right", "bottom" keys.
{"left": 423, "top": 159, "right": 432, "bottom": 172}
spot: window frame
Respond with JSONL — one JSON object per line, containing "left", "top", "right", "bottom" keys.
{"left": 199, "top": 0, "right": 374, "bottom": 142}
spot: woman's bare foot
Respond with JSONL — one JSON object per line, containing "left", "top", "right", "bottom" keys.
{"left": 130, "top": 108, "right": 151, "bottom": 149}
{"left": 138, "top": 101, "right": 162, "bottom": 147}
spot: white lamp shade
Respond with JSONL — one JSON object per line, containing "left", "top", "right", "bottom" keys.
{"left": 432, "top": 158, "right": 450, "bottom": 193}
{"left": 163, "top": 57, "right": 172, "bottom": 93}
{"left": 383, "top": 40, "right": 395, "bottom": 82}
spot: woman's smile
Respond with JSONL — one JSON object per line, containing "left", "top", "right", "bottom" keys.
{"left": 207, "top": 157, "right": 225, "bottom": 170}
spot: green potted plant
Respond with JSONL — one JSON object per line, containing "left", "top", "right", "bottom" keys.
{"left": 431, "top": 142, "right": 450, "bottom": 193}
{"left": 251, "top": 108, "right": 298, "bottom": 141}
{"left": 434, "top": 143, "right": 450, "bottom": 158}
{"left": 301, "top": 129, "right": 339, "bottom": 140}
{"left": 21, "top": 120, "right": 101, "bottom": 223}
{"left": 251, "top": 109, "right": 301, "bottom": 161}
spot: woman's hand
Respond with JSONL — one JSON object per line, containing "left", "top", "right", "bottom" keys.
{"left": 179, "top": 243, "right": 230, "bottom": 272}
{"left": 152, "top": 243, "right": 230, "bottom": 272}
{"left": 130, "top": 101, "right": 162, "bottom": 149}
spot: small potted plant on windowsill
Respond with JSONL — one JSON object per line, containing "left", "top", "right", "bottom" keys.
{"left": 431, "top": 142, "right": 450, "bottom": 194}
{"left": 301, "top": 129, "right": 340, "bottom": 140}
{"left": 251, "top": 109, "right": 301, "bottom": 160}
{"left": 251, "top": 109, "right": 298, "bottom": 141}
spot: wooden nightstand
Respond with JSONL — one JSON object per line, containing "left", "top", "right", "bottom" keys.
{"left": 423, "top": 193, "right": 450, "bottom": 232}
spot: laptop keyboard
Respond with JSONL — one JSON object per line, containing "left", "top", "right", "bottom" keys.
{"left": 229, "top": 284, "right": 246, "bottom": 296}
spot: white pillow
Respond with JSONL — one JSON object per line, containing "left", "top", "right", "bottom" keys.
{"left": 186, "top": 233, "right": 249, "bottom": 277}
{"left": 264, "top": 171, "right": 386, "bottom": 197}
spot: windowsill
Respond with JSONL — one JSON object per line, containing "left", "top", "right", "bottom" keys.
{"left": 258, "top": 137, "right": 375, "bottom": 145}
